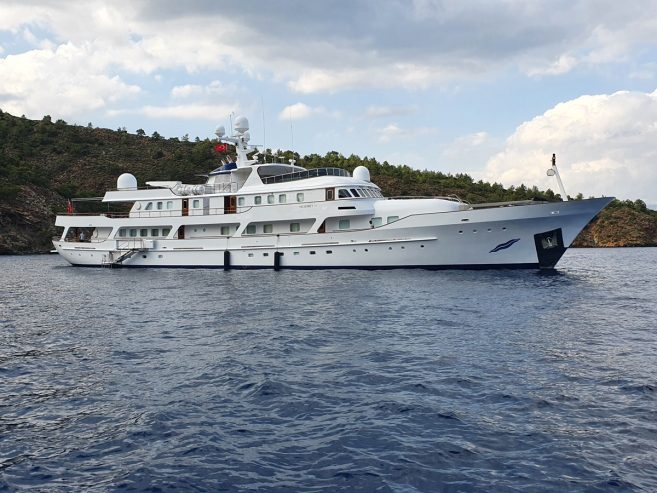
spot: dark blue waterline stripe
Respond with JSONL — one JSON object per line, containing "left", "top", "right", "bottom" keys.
{"left": 71, "top": 262, "right": 543, "bottom": 271}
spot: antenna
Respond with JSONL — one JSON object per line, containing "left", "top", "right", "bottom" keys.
{"left": 261, "top": 96, "right": 267, "bottom": 164}
{"left": 289, "top": 106, "right": 294, "bottom": 151}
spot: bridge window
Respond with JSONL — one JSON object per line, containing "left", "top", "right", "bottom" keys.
{"left": 166, "top": 201, "right": 173, "bottom": 210}
{"left": 339, "top": 219, "right": 350, "bottom": 230}
{"left": 192, "top": 199, "right": 200, "bottom": 208}
{"left": 290, "top": 222, "right": 300, "bottom": 232}
{"left": 387, "top": 216, "right": 399, "bottom": 224}
{"left": 220, "top": 226, "right": 230, "bottom": 235}
{"left": 254, "top": 196, "right": 262, "bottom": 205}
{"left": 279, "top": 194, "right": 286, "bottom": 203}
{"left": 246, "top": 224, "right": 256, "bottom": 235}
{"left": 263, "top": 224, "right": 273, "bottom": 233}
{"left": 297, "top": 192, "right": 304, "bottom": 202}
{"left": 338, "top": 189, "right": 351, "bottom": 198}
{"left": 267, "top": 194, "right": 275, "bottom": 204}
{"left": 145, "top": 202, "right": 153, "bottom": 210}
{"left": 157, "top": 202, "right": 163, "bottom": 210}
{"left": 350, "top": 189, "right": 360, "bottom": 197}
{"left": 371, "top": 217, "right": 382, "bottom": 227}
{"left": 151, "top": 229, "right": 159, "bottom": 237}
{"left": 238, "top": 197, "right": 245, "bottom": 206}
{"left": 162, "top": 228, "right": 171, "bottom": 237}
{"left": 140, "top": 229, "right": 148, "bottom": 236}
{"left": 129, "top": 229, "right": 137, "bottom": 237}
{"left": 118, "top": 229, "right": 126, "bottom": 237}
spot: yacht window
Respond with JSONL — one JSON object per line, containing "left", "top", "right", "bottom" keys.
{"left": 363, "top": 189, "right": 373, "bottom": 198}
{"left": 248, "top": 253, "right": 254, "bottom": 258}
{"left": 254, "top": 196, "right": 262, "bottom": 205}
{"left": 279, "top": 194, "right": 286, "bottom": 203}
{"left": 371, "top": 217, "right": 383, "bottom": 227}
{"left": 151, "top": 229, "right": 159, "bottom": 237}
{"left": 157, "top": 202, "right": 163, "bottom": 210}
{"left": 263, "top": 253, "right": 269, "bottom": 257}
{"left": 118, "top": 229, "right": 126, "bottom": 237}
{"left": 238, "top": 197, "right": 245, "bottom": 206}
{"left": 140, "top": 229, "right": 148, "bottom": 237}
{"left": 166, "top": 201, "right": 173, "bottom": 210}
{"left": 246, "top": 224, "right": 256, "bottom": 234}
{"left": 339, "top": 219, "right": 350, "bottom": 230}
{"left": 338, "top": 189, "right": 351, "bottom": 198}
{"left": 267, "top": 194, "right": 275, "bottom": 204}
{"left": 263, "top": 224, "right": 273, "bottom": 233}
{"left": 145, "top": 202, "right": 153, "bottom": 210}
{"left": 193, "top": 199, "right": 200, "bottom": 208}
{"left": 162, "top": 228, "right": 171, "bottom": 237}
{"left": 290, "top": 222, "right": 300, "bottom": 232}
{"left": 350, "top": 189, "right": 360, "bottom": 197}
{"left": 296, "top": 192, "right": 304, "bottom": 202}
{"left": 129, "top": 228, "right": 137, "bottom": 237}
{"left": 387, "top": 216, "right": 399, "bottom": 223}
{"left": 220, "top": 226, "right": 230, "bottom": 235}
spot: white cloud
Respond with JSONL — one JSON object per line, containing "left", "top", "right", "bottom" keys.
{"left": 483, "top": 89, "right": 657, "bottom": 202}
{"left": 0, "top": 43, "right": 140, "bottom": 118}
{"left": 1, "top": 0, "right": 657, "bottom": 104}
{"left": 171, "top": 84, "right": 203, "bottom": 98}
{"left": 278, "top": 102, "right": 338, "bottom": 121}
{"left": 364, "top": 105, "right": 418, "bottom": 119}
{"left": 109, "top": 103, "right": 237, "bottom": 120}
{"left": 527, "top": 54, "right": 578, "bottom": 76}
{"left": 377, "top": 123, "right": 438, "bottom": 143}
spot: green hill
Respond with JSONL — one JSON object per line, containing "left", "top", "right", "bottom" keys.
{"left": 1, "top": 110, "right": 655, "bottom": 254}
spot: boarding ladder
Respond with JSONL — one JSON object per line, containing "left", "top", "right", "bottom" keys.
{"left": 102, "top": 239, "right": 152, "bottom": 267}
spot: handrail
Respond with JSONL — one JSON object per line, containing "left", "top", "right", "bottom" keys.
{"left": 56, "top": 206, "right": 255, "bottom": 218}
{"left": 388, "top": 195, "right": 466, "bottom": 203}
{"left": 261, "top": 167, "right": 350, "bottom": 184}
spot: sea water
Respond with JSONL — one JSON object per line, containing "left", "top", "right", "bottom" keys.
{"left": 1, "top": 249, "right": 656, "bottom": 492}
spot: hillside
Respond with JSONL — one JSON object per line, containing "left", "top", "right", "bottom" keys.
{"left": 1, "top": 110, "right": 656, "bottom": 254}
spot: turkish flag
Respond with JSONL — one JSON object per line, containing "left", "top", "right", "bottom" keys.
{"left": 214, "top": 144, "right": 228, "bottom": 152}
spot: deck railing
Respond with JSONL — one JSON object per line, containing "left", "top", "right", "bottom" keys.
{"left": 261, "top": 167, "right": 350, "bottom": 184}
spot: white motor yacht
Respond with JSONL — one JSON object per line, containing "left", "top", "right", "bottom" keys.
{"left": 53, "top": 116, "right": 613, "bottom": 270}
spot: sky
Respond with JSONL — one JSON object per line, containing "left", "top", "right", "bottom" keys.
{"left": 1, "top": 0, "right": 657, "bottom": 205}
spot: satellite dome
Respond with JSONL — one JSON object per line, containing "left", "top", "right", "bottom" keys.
{"left": 215, "top": 125, "right": 225, "bottom": 138}
{"left": 234, "top": 116, "right": 249, "bottom": 133}
{"left": 117, "top": 173, "right": 138, "bottom": 190}
{"left": 353, "top": 166, "right": 371, "bottom": 182}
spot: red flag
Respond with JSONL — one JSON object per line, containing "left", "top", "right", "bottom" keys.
{"left": 214, "top": 143, "right": 228, "bottom": 152}
{"left": 66, "top": 199, "right": 74, "bottom": 214}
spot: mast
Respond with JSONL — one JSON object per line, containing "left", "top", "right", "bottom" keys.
{"left": 215, "top": 116, "right": 258, "bottom": 168}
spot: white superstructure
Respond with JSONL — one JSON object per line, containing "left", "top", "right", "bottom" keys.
{"left": 53, "top": 117, "right": 613, "bottom": 270}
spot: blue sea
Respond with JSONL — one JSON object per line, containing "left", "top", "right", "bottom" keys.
{"left": 1, "top": 249, "right": 656, "bottom": 492}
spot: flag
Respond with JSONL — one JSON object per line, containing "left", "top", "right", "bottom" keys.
{"left": 214, "top": 144, "right": 228, "bottom": 152}
{"left": 66, "top": 199, "right": 74, "bottom": 214}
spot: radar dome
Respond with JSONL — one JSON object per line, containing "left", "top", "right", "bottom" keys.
{"left": 353, "top": 166, "right": 371, "bottom": 182}
{"left": 215, "top": 125, "right": 225, "bottom": 138}
{"left": 117, "top": 173, "right": 138, "bottom": 190}
{"left": 234, "top": 116, "right": 249, "bottom": 133}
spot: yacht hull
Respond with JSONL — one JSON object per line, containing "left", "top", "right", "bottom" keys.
{"left": 53, "top": 197, "right": 612, "bottom": 270}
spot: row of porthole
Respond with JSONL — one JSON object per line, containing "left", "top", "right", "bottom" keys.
{"left": 458, "top": 227, "right": 508, "bottom": 234}
{"left": 243, "top": 244, "right": 425, "bottom": 258}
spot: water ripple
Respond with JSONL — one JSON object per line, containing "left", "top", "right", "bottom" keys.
{"left": 1, "top": 250, "right": 657, "bottom": 491}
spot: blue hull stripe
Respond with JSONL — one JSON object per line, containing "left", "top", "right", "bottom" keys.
{"left": 489, "top": 238, "right": 520, "bottom": 253}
